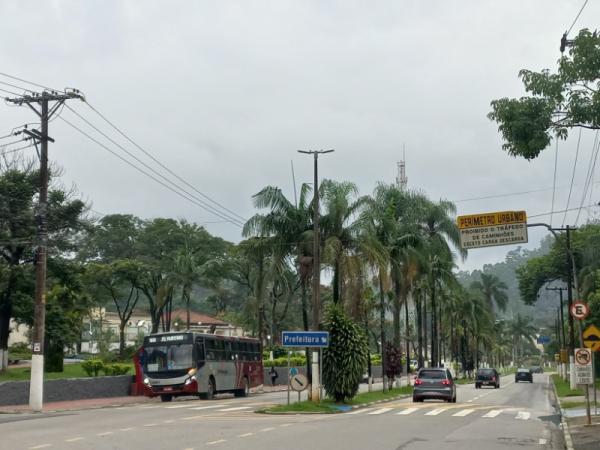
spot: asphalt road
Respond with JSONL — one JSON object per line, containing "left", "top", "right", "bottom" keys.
{"left": 0, "top": 373, "right": 564, "bottom": 450}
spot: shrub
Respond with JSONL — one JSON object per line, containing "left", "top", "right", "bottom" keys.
{"left": 102, "top": 363, "right": 131, "bottom": 376}
{"left": 81, "top": 359, "right": 104, "bottom": 377}
{"left": 384, "top": 342, "right": 403, "bottom": 380}
{"left": 322, "top": 304, "right": 368, "bottom": 402}
{"left": 263, "top": 356, "right": 306, "bottom": 367}
{"left": 370, "top": 353, "right": 382, "bottom": 365}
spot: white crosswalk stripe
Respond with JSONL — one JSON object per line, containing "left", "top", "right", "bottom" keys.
{"left": 452, "top": 409, "right": 474, "bottom": 417}
{"left": 166, "top": 403, "right": 204, "bottom": 409}
{"left": 217, "top": 406, "right": 252, "bottom": 412}
{"left": 188, "top": 404, "right": 228, "bottom": 411}
{"left": 396, "top": 407, "right": 418, "bottom": 415}
{"left": 368, "top": 408, "right": 393, "bottom": 415}
{"left": 348, "top": 408, "right": 374, "bottom": 415}
{"left": 424, "top": 408, "right": 445, "bottom": 416}
{"left": 515, "top": 411, "right": 530, "bottom": 420}
{"left": 482, "top": 409, "right": 503, "bottom": 418}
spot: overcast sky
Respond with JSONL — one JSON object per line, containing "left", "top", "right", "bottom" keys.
{"left": 1, "top": 0, "right": 599, "bottom": 272}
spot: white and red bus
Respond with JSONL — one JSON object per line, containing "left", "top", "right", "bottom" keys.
{"left": 135, "top": 331, "right": 263, "bottom": 402}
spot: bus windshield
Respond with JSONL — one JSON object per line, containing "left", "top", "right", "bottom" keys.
{"left": 144, "top": 343, "right": 194, "bottom": 373}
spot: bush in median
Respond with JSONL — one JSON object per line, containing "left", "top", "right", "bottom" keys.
{"left": 102, "top": 363, "right": 131, "bottom": 376}
{"left": 81, "top": 359, "right": 104, "bottom": 377}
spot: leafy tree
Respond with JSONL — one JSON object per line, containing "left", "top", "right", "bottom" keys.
{"left": 0, "top": 161, "right": 86, "bottom": 370}
{"left": 489, "top": 29, "right": 600, "bottom": 160}
{"left": 322, "top": 304, "right": 368, "bottom": 402}
{"left": 470, "top": 273, "right": 509, "bottom": 316}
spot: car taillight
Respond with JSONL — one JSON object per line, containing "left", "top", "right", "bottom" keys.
{"left": 414, "top": 379, "right": 423, "bottom": 385}
{"left": 441, "top": 379, "right": 452, "bottom": 386}
{"left": 491, "top": 376, "right": 496, "bottom": 382}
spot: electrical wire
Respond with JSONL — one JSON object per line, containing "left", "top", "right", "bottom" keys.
{"left": 0, "top": 80, "right": 35, "bottom": 94}
{"left": 61, "top": 106, "right": 244, "bottom": 226}
{"left": 0, "top": 87, "right": 22, "bottom": 97}
{"left": 0, "top": 72, "right": 57, "bottom": 92}
{"left": 81, "top": 101, "right": 248, "bottom": 223}
{"left": 562, "top": 128, "right": 582, "bottom": 226}
{"left": 550, "top": 139, "right": 559, "bottom": 226}
{"left": 0, "top": 143, "right": 36, "bottom": 157}
{"left": 575, "top": 131, "right": 600, "bottom": 225}
{"left": 58, "top": 115, "right": 243, "bottom": 227}
{"left": 566, "top": 0, "right": 589, "bottom": 36}
{"left": 0, "top": 138, "right": 28, "bottom": 149}
{"left": 530, "top": 203, "right": 599, "bottom": 219}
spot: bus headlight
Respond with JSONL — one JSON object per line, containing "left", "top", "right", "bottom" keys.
{"left": 143, "top": 377, "right": 151, "bottom": 386}
{"left": 187, "top": 368, "right": 197, "bottom": 377}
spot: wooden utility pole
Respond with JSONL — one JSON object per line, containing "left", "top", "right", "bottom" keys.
{"left": 6, "top": 89, "right": 83, "bottom": 411}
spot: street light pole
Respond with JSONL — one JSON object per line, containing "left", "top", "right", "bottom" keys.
{"left": 298, "top": 149, "right": 334, "bottom": 402}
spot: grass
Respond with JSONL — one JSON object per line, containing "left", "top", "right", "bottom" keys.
{"left": 261, "top": 386, "right": 413, "bottom": 414}
{"left": 0, "top": 362, "right": 133, "bottom": 382}
{"left": 560, "top": 400, "right": 589, "bottom": 410}
{"left": 551, "top": 374, "right": 585, "bottom": 397}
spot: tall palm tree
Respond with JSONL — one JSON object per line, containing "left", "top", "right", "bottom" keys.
{"left": 508, "top": 314, "right": 537, "bottom": 363}
{"left": 470, "top": 273, "right": 509, "bottom": 317}
{"left": 320, "top": 180, "right": 364, "bottom": 306}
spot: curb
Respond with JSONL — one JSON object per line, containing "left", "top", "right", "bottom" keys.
{"left": 349, "top": 393, "right": 412, "bottom": 410}
{"left": 550, "top": 375, "right": 575, "bottom": 450}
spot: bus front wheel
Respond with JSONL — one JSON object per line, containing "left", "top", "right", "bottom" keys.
{"left": 160, "top": 394, "right": 173, "bottom": 402}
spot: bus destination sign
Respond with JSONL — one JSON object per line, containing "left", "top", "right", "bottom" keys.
{"left": 457, "top": 210, "right": 528, "bottom": 249}
{"left": 146, "top": 333, "right": 191, "bottom": 344}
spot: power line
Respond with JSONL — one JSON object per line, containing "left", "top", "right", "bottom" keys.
{"left": 61, "top": 106, "right": 245, "bottom": 227}
{"left": 562, "top": 128, "right": 582, "bottom": 226}
{"left": 566, "top": 0, "right": 589, "bottom": 36}
{"left": 0, "top": 80, "right": 35, "bottom": 94}
{"left": 0, "top": 143, "right": 36, "bottom": 157}
{"left": 0, "top": 138, "right": 28, "bottom": 149}
{"left": 530, "top": 203, "right": 599, "bottom": 219}
{"left": 58, "top": 115, "right": 243, "bottom": 227}
{"left": 0, "top": 72, "right": 57, "bottom": 92}
{"left": 0, "top": 87, "right": 23, "bottom": 97}
{"left": 550, "top": 139, "right": 559, "bottom": 226}
{"left": 81, "top": 101, "right": 248, "bottom": 223}
{"left": 575, "top": 131, "right": 600, "bottom": 225}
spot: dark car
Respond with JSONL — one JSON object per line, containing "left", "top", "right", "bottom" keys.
{"left": 515, "top": 368, "right": 533, "bottom": 383}
{"left": 475, "top": 368, "right": 500, "bottom": 389}
{"left": 530, "top": 366, "right": 544, "bottom": 374}
{"left": 413, "top": 368, "right": 456, "bottom": 403}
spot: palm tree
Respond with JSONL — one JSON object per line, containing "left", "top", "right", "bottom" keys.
{"left": 320, "top": 180, "right": 364, "bottom": 306}
{"left": 470, "top": 273, "right": 509, "bottom": 317}
{"left": 508, "top": 314, "right": 537, "bottom": 363}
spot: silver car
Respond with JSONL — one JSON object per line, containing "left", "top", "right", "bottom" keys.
{"left": 413, "top": 368, "right": 457, "bottom": 403}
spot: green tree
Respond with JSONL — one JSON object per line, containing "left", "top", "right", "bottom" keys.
{"left": 489, "top": 29, "right": 600, "bottom": 160}
{"left": 0, "top": 161, "right": 86, "bottom": 370}
{"left": 470, "top": 273, "right": 509, "bottom": 316}
{"left": 322, "top": 304, "right": 368, "bottom": 402}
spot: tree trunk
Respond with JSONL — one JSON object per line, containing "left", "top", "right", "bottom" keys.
{"left": 403, "top": 291, "right": 410, "bottom": 379}
{"left": 416, "top": 293, "right": 423, "bottom": 369}
{"left": 332, "top": 259, "right": 340, "bottom": 304}
{"left": 430, "top": 278, "right": 437, "bottom": 368}
{"left": 392, "top": 267, "right": 401, "bottom": 349}
{"left": 119, "top": 322, "right": 126, "bottom": 360}
{"left": 423, "top": 291, "right": 428, "bottom": 365}
{"left": 379, "top": 269, "right": 387, "bottom": 392}
{"left": 0, "top": 268, "right": 17, "bottom": 372}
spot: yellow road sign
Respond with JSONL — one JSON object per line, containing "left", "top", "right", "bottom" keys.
{"left": 583, "top": 324, "right": 600, "bottom": 352}
{"left": 457, "top": 211, "right": 527, "bottom": 229}
{"left": 457, "top": 211, "right": 528, "bottom": 249}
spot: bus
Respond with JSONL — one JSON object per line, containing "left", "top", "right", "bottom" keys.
{"left": 135, "top": 331, "right": 263, "bottom": 402}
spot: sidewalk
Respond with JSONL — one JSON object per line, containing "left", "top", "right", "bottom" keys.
{"left": 553, "top": 380, "right": 600, "bottom": 450}
{"left": 0, "top": 395, "right": 154, "bottom": 414}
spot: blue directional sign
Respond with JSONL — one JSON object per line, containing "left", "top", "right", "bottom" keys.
{"left": 282, "top": 331, "right": 329, "bottom": 347}
{"left": 537, "top": 335, "right": 551, "bottom": 345}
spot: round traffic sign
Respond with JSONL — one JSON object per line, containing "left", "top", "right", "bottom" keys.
{"left": 575, "top": 348, "right": 592, "bottom": 366}
{"left": 290, "top": 373, "right": 308, "bottom": 392}
{"left": 570, "top": 301, "right": 590, "bottom": 320}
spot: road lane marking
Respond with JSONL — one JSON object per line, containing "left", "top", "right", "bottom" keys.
{"left": 189, "top": 404, "right": 228, "bottom": 411}
{"left": 120, "top": 427, "right": 134, "bottom": 431}
{"left": 65, "top": 438, "right": 84, "bottom": 442}
{"left": 29, "top": 445, "right": 52, "bottom": 449}
{"left": 368, "top": 408, "right": 392, "bottom": 415}
{"left": 166, "top": 404, "right": 201, "bottom": 409}
{"left": 515, "top": 411, "right": 531, "bottom": 420}
{"left": 349, "top": 408, "right": 373, "bottom": 414}
{"left": 183, "top": 448, "right": 194, "bottom": 450}
{"left": 239, "top": 433, "right": 254, "bottom": 438}
{"left": 143, "top": 423, "right": 157, "bottom": 427}
{"left": 397, "top": 407, "right": 418, "bottom": 415}
{"left": 97, "top": 432, "right": 113, "bottom": 436}
{"left": 207, "top": 440, "right": 226, "bottom": 445}
{"left": 539, "top": 438, "right": 547, "bottom": 445}
{"left": 452, "top": 409, "right": 474, "bottom": 417}
{"left": 466, "top": 399, "right": 473, "bottom": 402}
{"left": 164, "top": 419, "right": 175, "bottom": 424}
{"left": 424, "top": 408, "right": 445, "bottom": 416}
{"left": 482, "top": 409, "right": 503, "bottom": 418}
{"left": 280, "top": 423, "right": 292, "bottom": 427}
{"left": 260, "top": 427, "right": 276, "bottom": 432}
{"left": 183, "top": 415, "right": 206, "bottom": 420}
{"left": 217, "top": 406, "right": 252, "bottom": 412}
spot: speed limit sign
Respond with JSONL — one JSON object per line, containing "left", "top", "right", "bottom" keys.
{"left": 570, "top": 301, "right": 590, "bottom": 320}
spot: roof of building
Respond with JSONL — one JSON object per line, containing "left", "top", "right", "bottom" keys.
{"left": 170, "top": 309, "right": 229, "bottom": 326}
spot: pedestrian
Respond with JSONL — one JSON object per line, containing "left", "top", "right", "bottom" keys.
{"left": 269, "top": 366, "right": 278, "bottom": 386}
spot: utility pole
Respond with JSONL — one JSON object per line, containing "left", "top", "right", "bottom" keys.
{"left": 546, "top": 286, "right": 567, "bottom": 379}
{"left": 298, "top": 148, "right": 334, "bottom": 402}
{"left": 565, "top": 225, "right": 577, "bottom": 390}
{"left": 6, "top": 90, "right": 83, "bottom": 411}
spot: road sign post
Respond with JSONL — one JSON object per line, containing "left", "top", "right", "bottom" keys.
{"left": 574, "top": 348, "right": 593, "bottom": 425}
{"left": 282, "top": 331, "right": 329, "bottom": 403}
{"left": 457, "top": 210, "right": 528, "bottom": 249}
{"left": 570, "top": 301, "right": 590, "bottom": 321}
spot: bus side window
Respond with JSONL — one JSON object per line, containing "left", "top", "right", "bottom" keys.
{"left": 231, "top": 341, "right": 239, "bottom": 360}
{"left": 205, "top": 338, "right": 215, "bottom": 360}
{"left": 196, "top": 339, "right": 206, "bottom": 362}
{"left": 215, "top": 339, "right": 225, "bottom": 361}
